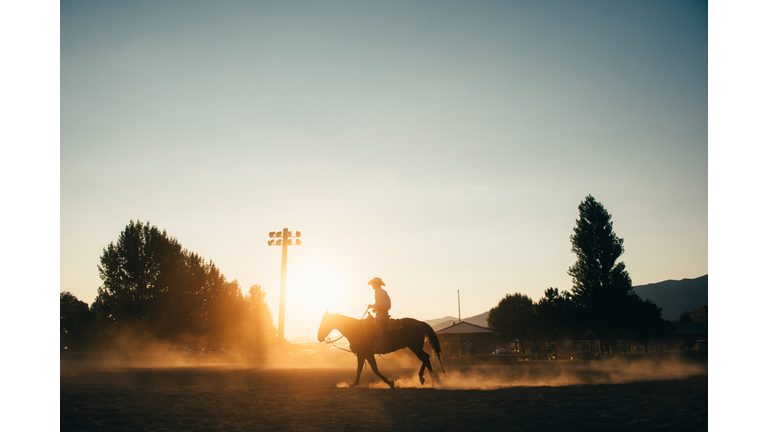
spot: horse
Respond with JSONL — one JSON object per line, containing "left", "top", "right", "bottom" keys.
{"left": 317, "top": 311, "right": 444, "bottom": 388}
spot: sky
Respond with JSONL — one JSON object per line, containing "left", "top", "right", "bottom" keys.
{"left": 57, "top": 0, "right": 709, "bottom": 341}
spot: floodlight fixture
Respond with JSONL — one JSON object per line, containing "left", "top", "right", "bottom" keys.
{"left": 266, "top": 227, "right": 302, "bottom": 346}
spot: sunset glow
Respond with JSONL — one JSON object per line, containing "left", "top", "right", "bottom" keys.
{"left": 285, "top": 260, "right": 352, "bottom": 339}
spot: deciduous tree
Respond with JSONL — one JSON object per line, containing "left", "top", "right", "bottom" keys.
{"left": 60, "top": 291, "right": 93, "bottom": 346}
{"left": 534, "top": 287, "right": 579, "bottom": 341}
{"left": 92, "top": 220, "right": 276, "bottom": 352}
{"left": 487, "top": 293, "right": 536, "bottom": 347}
{"left": 244, "top": 284, "right": 277, "bottom": 351}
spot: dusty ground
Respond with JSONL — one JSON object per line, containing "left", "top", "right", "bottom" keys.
{"left": 61, "top": 352, "right": 707, "bottom": 431}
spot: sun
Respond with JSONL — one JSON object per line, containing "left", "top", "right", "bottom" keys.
{"left": 289, "top": 261, "right": 345, "bottom": 308}
{"left": 285, "top": 260, "right": 359, "bottom": 339}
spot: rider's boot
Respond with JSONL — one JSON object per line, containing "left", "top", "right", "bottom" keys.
{"left": 374, "top": 328, "right": 385, "bottom": 353}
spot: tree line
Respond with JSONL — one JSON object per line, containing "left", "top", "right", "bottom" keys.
{"left": 62, "top": 196, "right": 673, "bottom": 354}
{"left": 60, "top": 220, "right": 276, "bottom": 352}
{"left": 487, "top": 195, "right": 672, "bottom": 352}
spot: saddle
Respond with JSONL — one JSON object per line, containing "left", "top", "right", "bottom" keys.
{"left": 365, "top": 315, "right": 401, "bottom": 353}
{"left": 387, "top": 318, "right": 403, "bottom": 331}
{"left": 364, "top": 315, "right": 403, "bottom": 332}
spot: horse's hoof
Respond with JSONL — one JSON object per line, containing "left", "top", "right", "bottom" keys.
{"left": 389, "top": 380, "right": 395, "bottom": 389}
{"left": 349, "top": 384, "right": 357, "bottom": 388}
{"left": 419, "top": 376, "right": 425, "bottom": 385}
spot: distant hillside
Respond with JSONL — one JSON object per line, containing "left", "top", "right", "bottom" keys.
{"left": 633, "top": 275, "right": 708, "bottom": 320}
{"left": 425, "top": 316, "right": 458, "bottom": 328}
{"left": 429, "top": 311, "right": 490, "bottom": 331}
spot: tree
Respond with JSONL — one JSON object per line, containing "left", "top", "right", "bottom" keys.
{"left": 625, "top": 296, "right": 671, "bottom": 350}
{"left": 679, "top": 310, "right": 692, "bottom": 323}
{"left": 534, "top": 287, "right": 579, "bottom": 341}
{"left": 92, "top": 220, "right": 277, "bottom": 351}
{"left": 93, "top": 220, "right": 191, "bottom": 338}
{"left": 487, "top": 293, "right": 537, "bottom": 350}
{"left": 244, "top": 284, "right": 277, "bottom": 351}
{"left": 60, "top": 291, "right": 93, "bottom": 346}
{"left": 567, "top": 195, "right": 668, "bottom": 343}
{"left": 567, "top": 195, "right": 635, "bottom": 340}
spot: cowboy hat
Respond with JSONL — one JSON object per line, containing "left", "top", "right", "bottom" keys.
{"left": 367, "top": 277, "right": 385, "bottom": 286}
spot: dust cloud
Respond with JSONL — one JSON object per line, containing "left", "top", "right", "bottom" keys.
{"left": 337, "top": 357, "right": 707, "bottom": 390}
{"left": 61, "top": 331, "right": 264, "bottom": 370}
{"left": 61, "top": 353, "right": 708, "bottom": 431}
{"left": 60, "top": 332, "right": 362, "bottom": 371}
{"left": 62, "top": 334, "right": 705, "bottom": 393}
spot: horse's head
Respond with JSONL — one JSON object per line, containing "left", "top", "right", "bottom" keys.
{"left": 317, "top": 310, "right": 333, "bottom": 342}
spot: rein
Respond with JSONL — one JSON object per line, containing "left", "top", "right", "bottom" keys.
{"left": 325, "top": 335, "right": 344, "bottom": 344}
{"left": 324, "top": 335, "right": 356, "bottom": 353}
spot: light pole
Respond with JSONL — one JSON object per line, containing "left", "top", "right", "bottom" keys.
{"left": 458, "top": 290, "right": 461, "bottom": 322}
{"left": 268, "top": 228, "right": 301, "bottom": 345}
{"left": 457, "top": 290, "right": 461, "bottom": 357}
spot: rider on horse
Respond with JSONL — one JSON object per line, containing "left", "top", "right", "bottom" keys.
{"left": 366, "top": 277, "right": 391, "bottom": 352}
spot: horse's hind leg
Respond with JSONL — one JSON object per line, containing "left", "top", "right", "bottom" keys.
{"left": 410, "top": 347, "right": 434, "bottom": 385}
{"left": 366, "top": 355, "right": 394, "bottom": 388}
{"left": 418, "top": 362, "right": 427, "bottom": 385}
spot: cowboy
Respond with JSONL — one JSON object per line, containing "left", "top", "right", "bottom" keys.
{"left": 366, "top": 277, "right": 391, "bottom": 352}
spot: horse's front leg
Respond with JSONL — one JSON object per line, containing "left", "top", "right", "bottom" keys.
{"left": 351, "top": 354, "right": 364, "bottom": 388}
{"left": 366, "top": 354, "right": 395, "bottom": 388}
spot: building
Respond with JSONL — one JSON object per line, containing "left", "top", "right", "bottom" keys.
{"left": 435, "top": 321, "right": 500, "bottom": 357}
{"left": 665, "top": 321, "right": 708, "bottom": 351}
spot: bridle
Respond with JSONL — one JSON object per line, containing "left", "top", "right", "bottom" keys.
{"left": 322, "top": 307, "right": 372, "bottom": 353}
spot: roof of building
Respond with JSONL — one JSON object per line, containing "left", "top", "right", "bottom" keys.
{"left": 434, "top": 321, "right": 500, "bottom": 335}
{"left": 670, "top": 321, "right": 708, "bottom": 336}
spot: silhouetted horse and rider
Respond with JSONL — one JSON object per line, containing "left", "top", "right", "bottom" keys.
{"left": 317, "top": 277, "right": 444, "bottom": 388}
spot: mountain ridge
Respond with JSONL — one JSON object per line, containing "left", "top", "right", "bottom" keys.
{"left": 633, "top": 275, "right": 707, "bottom": 320}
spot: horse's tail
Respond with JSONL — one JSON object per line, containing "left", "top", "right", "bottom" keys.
{"left": 423, "top": 322, "right": 445, "bottom": 373}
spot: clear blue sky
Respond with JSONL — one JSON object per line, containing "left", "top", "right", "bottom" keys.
{"left": 59, "top": 0, "right": 708, "bottom": 340}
